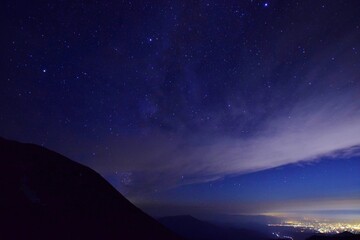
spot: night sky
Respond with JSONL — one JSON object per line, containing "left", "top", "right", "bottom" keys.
{"left": 1, "top": 0, "right": 360, "bottom": 220}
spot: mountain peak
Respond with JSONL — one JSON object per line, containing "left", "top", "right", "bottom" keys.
{"left": 0, "top": 137, "right": 182, "bottom": 240}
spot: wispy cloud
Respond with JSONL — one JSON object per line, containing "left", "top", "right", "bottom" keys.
{"left": 93, "top": 92, "right": 360, "bottom": 195}
{"left": 89, "top": 32, "right": 360, "bottom": 196}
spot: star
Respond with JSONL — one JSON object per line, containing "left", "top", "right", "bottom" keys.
{"left": 2, "top": 0, "right": 360, "bottom": 223}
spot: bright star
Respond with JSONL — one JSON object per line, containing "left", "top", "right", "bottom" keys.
{"left": 264, "top": 2, "right": 269, "bottom": 7}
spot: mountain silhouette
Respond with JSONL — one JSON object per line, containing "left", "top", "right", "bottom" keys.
{"left": 307, "top": 232, "right": 360, "bottom": 240}
{"left": 0, "top": 137, "right": 183, "bottom": 240}
{"left": 158, "top": 215, "right": 284, "bottom": 240}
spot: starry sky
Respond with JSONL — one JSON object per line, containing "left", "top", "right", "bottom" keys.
{"left": 1, "top": 0, "right": 360, "bottom": 220}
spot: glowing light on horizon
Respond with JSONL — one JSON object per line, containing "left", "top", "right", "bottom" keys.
{"left": 268, "top": 220, "right": 360, "bottom": 234}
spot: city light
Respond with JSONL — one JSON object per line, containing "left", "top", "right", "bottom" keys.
{"left": 268, "top": 220, "right": 360, "bottom": 234}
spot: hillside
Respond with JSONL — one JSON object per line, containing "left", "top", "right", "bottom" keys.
{"left": 0, "top": 137, "right": 182, "bottom": 240}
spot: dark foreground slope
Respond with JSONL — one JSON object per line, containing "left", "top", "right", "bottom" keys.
{"left": 0, "top": 137, "right": 182, "bottom": 240}
{"left": 158, "top": 215, "right": 283, "bottom": 240}
{"left": 307, "top": 232, "right": 360, "bottom": 240}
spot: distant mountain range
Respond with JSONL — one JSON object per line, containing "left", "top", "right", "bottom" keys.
{"left": 158, "top": 215, "right": 360, "bottom": 240}
{"left": 0, "top": 137, "right": 182, "bottom": 240}
{"left": 307, "top": 232, "right": 360, "bottom": 240}
{"left": 2, "top": 137, "right": 358, "bottom": 240}
{"left": 158, "top": 215, "right": 287, "bottom": 240}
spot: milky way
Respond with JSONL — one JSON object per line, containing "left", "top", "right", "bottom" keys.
{"left": 1, "top": 1, "right": 360, "bottom": 217}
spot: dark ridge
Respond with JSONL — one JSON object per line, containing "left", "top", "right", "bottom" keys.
{"left": 0, "top": 137, "right": 183, "bottom": 240}
{"left": 307, "top": 232, "right": 360, "bottom": 240}
{"left": 158, "top": 215, "right": 284, "bottom": 240}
